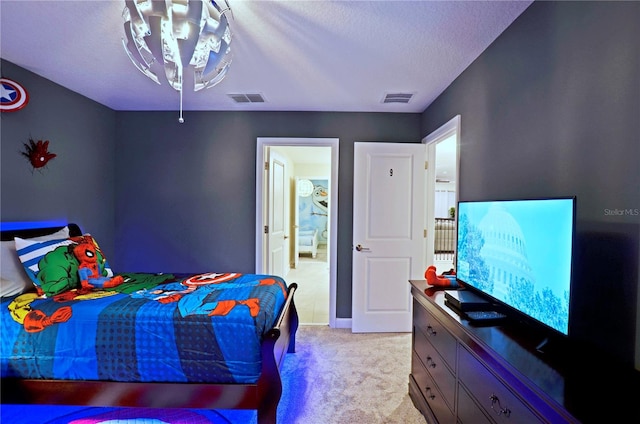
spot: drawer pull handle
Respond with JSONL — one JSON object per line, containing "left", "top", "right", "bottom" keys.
{"left": 425, "top": 386, "right": 436, "bottom": 400}
{"left": 426, "top": 356, "right": 437, "bottom": 368}
{"left": 490, "top": 394, "right": 511, "bottom": 418}
{"left": 426, "top": 325, "right": 437, "bottom": 336}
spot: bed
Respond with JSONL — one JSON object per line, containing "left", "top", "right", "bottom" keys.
{"left": 298, "top": 229, "right": 318, "bottom": 258}
{"left": 0, "top": 223, "right": 299, "bottom": 424}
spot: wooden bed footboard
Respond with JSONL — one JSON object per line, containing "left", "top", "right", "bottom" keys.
{"left": 256, "top": 282, "right": 299, "bottom": 423}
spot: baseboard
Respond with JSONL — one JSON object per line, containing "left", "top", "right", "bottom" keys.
{"left": 334, "top": 318, "right": 352, "bottom": 329}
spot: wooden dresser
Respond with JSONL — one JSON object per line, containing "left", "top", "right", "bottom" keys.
{"left": 408, "top": 279, "right": 639, "bottom": 424}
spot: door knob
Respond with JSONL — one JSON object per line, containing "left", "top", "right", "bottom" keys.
{"left": 355, "top": 244, "right": 370, "bottom": 252}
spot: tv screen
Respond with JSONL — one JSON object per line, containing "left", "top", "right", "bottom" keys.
{"left": 456, "top": 197, "right": 575, "bottom": 336}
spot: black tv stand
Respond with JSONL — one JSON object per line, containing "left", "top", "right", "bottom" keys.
{"left": 536, "top": 336, "right": 550, "bottom": 353}
{"left": 533, "top": 334, "right": 568, "bottom": 359}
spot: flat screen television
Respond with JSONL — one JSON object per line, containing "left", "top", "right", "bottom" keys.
{"left": 455, "top": 197, "right": 576, "bottom": 336}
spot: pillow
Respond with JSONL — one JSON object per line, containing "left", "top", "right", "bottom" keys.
{"left": 0, "top": 226, "right": 70, "bottom": 297}
{"left": 15, "top": 233, "right": 114, "bottom": 297}
{"left": 0, "top": 276, "right": 24, "bottom": 297}
{"left": 18, "top": 226, "right": 70, "bottom": 242}
{"left": 1, "top": 241, "right": 32, "bottom": 297}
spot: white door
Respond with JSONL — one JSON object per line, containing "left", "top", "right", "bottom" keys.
{"left": 293, "top": 179, "right": 301, "bottom": 269}
{"left": 266, "top": 149, "right": 287, "bottom": 277}
{"left": 352, "top": 142, "right": 425, "bottom": 332}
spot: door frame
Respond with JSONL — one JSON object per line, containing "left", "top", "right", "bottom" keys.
{"left": 256, "top": 137, "right": 339, "bottom": 328}
{"left": 423, "top": 115, "right": 461, "bottom": 268}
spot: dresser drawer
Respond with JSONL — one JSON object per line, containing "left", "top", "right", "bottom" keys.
{"left": 414, "top": 326, "right": 456, "bottom": 409}
{"left": 457, "top": 384, "right": 493, "bottom": 424}
{"left": 458, "top": 347, "right": 542, "bottom": 423}
{"left": 412, "top": 351, "right": 455, "bottom": 424}
{"left": 413, "top": 299, "right": 457, "bottom": 369}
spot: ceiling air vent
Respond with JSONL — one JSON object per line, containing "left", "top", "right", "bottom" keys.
{"left": 228, "top": 93, "right": 265, "bottom": 103}
{"left": 382, "top": 93, "right": 413, "bottom": 104}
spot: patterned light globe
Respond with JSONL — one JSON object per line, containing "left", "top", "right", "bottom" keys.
{"left": 298, "top": 179, "right": 314, "bottom": 197}
{"left": 122, "top": 0, "right": 232, "bottom": 93}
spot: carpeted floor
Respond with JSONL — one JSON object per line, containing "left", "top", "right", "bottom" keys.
{"left": 276, "top": 325, "right": 426, "bottom": 424}
{"left": 1, "top": 326, "right": 426, "bottom": 423}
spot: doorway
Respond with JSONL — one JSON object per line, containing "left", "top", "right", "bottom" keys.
{"left": 423, "top": 116, "right": 460, "bottom": 273}
{"left": 255, "top": 138, "right": 339, "bottom": 327}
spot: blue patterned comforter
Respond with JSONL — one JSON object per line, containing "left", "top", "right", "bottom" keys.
{"left": 1, "top": 272, "right": 289, "bottom": 384}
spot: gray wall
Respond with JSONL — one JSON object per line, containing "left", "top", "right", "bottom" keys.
{"left": 114, "top": 111, "right": 422, "bottom": 319}
{"left": 421, "top": 1, "right": 639, "bottom": 368}
{"left": 0, "top": 60, "right": 117, "bottom": 256}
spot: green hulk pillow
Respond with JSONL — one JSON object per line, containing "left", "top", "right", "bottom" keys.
{"left": 35, "top": 244, "right": 81, "bottom": 296}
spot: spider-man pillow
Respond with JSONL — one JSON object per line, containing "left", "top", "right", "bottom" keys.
{"left": 15, "top": 233, "right": 114, "bottom": 297}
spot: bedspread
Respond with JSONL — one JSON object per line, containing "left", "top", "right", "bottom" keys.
{"left": 1, "top": 272, "right": 289, "bottom": 384}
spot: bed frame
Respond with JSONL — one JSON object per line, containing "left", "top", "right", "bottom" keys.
{"left": 1, "top": 224, "right": 299, "bottom": 424}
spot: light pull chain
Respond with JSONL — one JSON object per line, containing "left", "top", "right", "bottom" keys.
{"left": 178, "top": 88, "right": 184, "bottom": 123}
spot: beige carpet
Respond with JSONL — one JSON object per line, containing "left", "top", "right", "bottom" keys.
{"left": 275, "top": 325, "right": 426, "bottom": 424}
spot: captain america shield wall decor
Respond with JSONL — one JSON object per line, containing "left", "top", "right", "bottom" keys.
{"left": 0, "top": 78, "right": 29, "bottom": 112}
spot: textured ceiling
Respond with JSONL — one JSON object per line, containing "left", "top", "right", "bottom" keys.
{"left": 0, "top": 0, "right": 532, "bottom": 113}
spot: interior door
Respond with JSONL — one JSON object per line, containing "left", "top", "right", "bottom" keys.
{"left": 352, "top": 142, "right": 425, "bottom": 332}
{"left": 266, "top": 148, "right": 287, "bottom": 277}
{"left": 293, "top": 178, "right": 301, "bottom": 269}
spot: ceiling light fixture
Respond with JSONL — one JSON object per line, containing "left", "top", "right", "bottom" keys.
{"left": 297, "top": 180, "right": 314, "bottom": 197}
{"left": 122, "top": 0, "right": 233, "bottom": 123}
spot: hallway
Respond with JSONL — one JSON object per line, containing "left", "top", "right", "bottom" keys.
{"left": 287, "top": 246, "right": 329, "bottom": 325}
